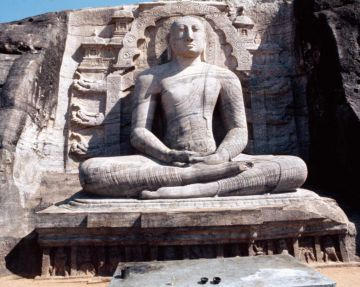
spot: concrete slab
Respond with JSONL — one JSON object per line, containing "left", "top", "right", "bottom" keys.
{"left": 109, "top": 254, "right": 335, "bottom": 287}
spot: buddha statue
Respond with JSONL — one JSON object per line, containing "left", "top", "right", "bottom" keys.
{"left": 79, "top": 16, "right": 307, "bottom": 199}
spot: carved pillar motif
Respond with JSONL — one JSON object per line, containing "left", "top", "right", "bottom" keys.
{"left": 314, "top": 236, "right": 323, "bottom": 262}
{"left": 338, "top": 234, "right": 350, "bottom": 262}
{"left": 66, "top": 8, "right": 135, "bottom": 165}
{"left": 232, "top": 7, "right": 255, "bottom": 44}
{"left": 53, "top": 247, "right": 70, "bottom": 277}
{"left": 111, "top": 9, "right": 134, "bottom": 45}
{"left": 41, "top": 248, "right": 51, "bottom": 277}
{"left": 70, "top": 246, "right": 78, "bottom": 276}
{"left": 292, "top": 238, "right": 300, "bottom": 260}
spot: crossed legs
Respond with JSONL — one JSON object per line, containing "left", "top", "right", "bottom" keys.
{"left": 141, "top": 154, "right": 307, "bottom": 199}
{"left": 80, "top": 154, "right": 307, "bottom": 199}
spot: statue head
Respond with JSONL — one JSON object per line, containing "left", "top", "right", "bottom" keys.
{"left": 168, "top": 16, "right": 206, "bottom": 60}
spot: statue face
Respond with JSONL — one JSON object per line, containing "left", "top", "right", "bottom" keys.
{"left": 169, "top": 16, "right": 206, "bottom": 59}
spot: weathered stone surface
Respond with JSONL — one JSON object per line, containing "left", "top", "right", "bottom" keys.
{"left": 38, "top": 189, "right": 351, "bottom": 230}
{"left": 109, "top": 255, "right": 335, "bottom": 287}
{"left": 34, "top": 189, "right": 355, "bottom": 277}
{"left": 295, "top": 0, "right": 360, "bottom": 199}
{"left": 0, "top": 12, "right": 69, "bottom": 275}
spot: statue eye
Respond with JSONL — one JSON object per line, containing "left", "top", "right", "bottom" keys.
{"left": 192, "top": 26, "right": 199, "bottom": 32}
{"left": 177, "top": 25, "right": 186, "bottom": 31}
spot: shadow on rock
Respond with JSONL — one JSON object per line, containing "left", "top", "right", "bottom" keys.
{"left": 5, "top": 231, "right": 41, "bottom": 278}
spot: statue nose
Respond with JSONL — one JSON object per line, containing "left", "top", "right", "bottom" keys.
{"left": 186, "top": 29, "right": 194, "bottom": 41}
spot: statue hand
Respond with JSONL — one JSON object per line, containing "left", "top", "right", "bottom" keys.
{"left": 168, "top": 150, "right": 202, "bottom": 164}
{"left": 189, "top": 153, "right": 229, "bottom": 165}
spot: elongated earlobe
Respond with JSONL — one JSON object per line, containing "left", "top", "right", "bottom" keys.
{"left": 201, "top": 43, "right": 206, "bottom": 62}
{"left": 167, "top": 48, "right": 172, "bottom": 61}
{"left": 201, "top": 49, "right": 206, "bottom": 62}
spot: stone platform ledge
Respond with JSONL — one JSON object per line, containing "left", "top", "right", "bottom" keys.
{"left": 37, "top": 189, "right": 351, "bottom": 230}
{"left": 35, "top": 189, "right": 356, "bottom": 277}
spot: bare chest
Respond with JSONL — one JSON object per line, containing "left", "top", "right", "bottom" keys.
{"left": 160, "top": 74, "right": 221, "bottom": 112}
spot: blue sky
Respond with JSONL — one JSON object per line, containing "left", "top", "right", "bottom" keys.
{"left": 0, "top": 0, "right": 140, "bottom": 23}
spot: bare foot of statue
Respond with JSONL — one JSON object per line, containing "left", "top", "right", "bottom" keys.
{"left": 141, "top": 181, "right": 220, "bottom": 199}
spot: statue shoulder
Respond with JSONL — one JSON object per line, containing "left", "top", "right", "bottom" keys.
{"left": 136, "top": 63, "right": 172, "bottom": 93}
{"left": 137, "top": 63, "right": 172, "bottom": 82}
{"left": 205, "top": 64, "right": 239, "bottom": 83}
{"left": 207, "top": 65, "right": 242, "bottom": 95}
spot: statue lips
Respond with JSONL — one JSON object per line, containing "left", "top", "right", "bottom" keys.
{"left": 185, "top": 43, "right": 198, "bottom": 51}
{"left": 184, "top": 45, "right": 197, "bottom": 54}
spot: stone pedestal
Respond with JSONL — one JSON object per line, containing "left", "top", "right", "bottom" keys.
{"left": 35, "top": 189, "right": 356, "bottom": 277}
{"left": 109, "top": 254, "right": 336, "bottom": 287}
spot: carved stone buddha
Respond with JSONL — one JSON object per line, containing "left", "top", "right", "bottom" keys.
{"left": 79, "top": 16, "right": 307, "bottom": 199}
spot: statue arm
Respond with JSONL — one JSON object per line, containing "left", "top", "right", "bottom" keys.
{"left": 217, "top": 71, "right": 248, "bottom": 160}
{"left": 130, "top": 73, "right": 173, "bottom": 163}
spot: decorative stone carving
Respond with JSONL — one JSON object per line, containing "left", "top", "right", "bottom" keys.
{"left": 322, "top": 236, "right": 340, "bottom": 263}
{"left": 115, "top": 2, "right": 253, "bottom": 71}
{"left": 300, "top": 246, "right": 316, "bottom": 263}
{"left": 232, "top": 7, "right": 255, "bottom": 45}
{"left": 277, "top": 239, "right": 290, "bottom": 255}
{"left": 60, "top": 0, "right": 308, "bottom": 170}
{"left": 298, "top": 237, "right": 317, "bottom": 263}
{"left": 71, "top": 103, "right": 104, "bottom": 127}
{"left": 67, "top": 37, "right": 117, "bottom": 163}
{"left": 72, "top": 72, "right": 107, "bottom": 93}
{"left": 51, "top": 247, "right": 70, "bottom": 277}
{"left": 36, "top": 189, "right": 356, "bottom": 277}
{"left": 251, "top": 240, "right": 267, "bottom": 256}
{"left": 110, "top": 8, "right": 134, "bottom": 45}
{"left": 69, "top": 132, "right": 89, "bottom": 157}
{"left": 69, "top": 131, "right": 104, "bottom": 160}
{"left": 77, "top": 42, "right": 112, "bottom": 73}
{"left": 77, "top": 246, "right": 96, "bottom": 277}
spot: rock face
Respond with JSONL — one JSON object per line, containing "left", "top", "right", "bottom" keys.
{"left": 0, "top": 12, "right": 69, "bottom": 275}
{"left": 295, "top": 0, "right": 360, "bottom": 198}
{"left": 0, "top": 0, "right": 358, "bottom": 277}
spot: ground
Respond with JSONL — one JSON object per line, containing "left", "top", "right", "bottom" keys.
{"left": 316, "top": 266, "right": 360, "bottom": 287}
{"left": 0, "top": 265, "right": 359, "bottom": 287}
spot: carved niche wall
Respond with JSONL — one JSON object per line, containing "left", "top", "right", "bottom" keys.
{"left": 66, "top": 1, "right": 259, "bottom": 170}
{"left": 66, "top": 0, "right": 307, "bottom": 170}
{"left": 67, "top": 8, "right": 134, "bottom": 166}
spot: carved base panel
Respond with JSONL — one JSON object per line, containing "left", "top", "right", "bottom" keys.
{"left": 35, "top": 190, "right": 356, "bottom": 277}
